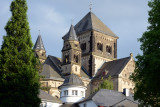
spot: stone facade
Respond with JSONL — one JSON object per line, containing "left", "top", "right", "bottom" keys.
{"left": 78, "top": 30, "right": 118, "bottom": 77}
{"left": 37, "top": 12, "right": 135, "bottom": 99}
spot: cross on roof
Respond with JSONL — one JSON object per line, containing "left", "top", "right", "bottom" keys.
{"left": 89, "top": 2, "right": 93, "bottom": 12}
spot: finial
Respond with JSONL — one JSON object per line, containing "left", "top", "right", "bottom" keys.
{"left": 130, "top": 53, "right": 133, "bottom": 57}
{"left": 89, "top": 2, "right": 92, "bottom": 12}
{"left": 71, "top": 19, "right": 74, "bottom": 25}
{"left": 38, "top": 30, "right": 40, "bottom": 35}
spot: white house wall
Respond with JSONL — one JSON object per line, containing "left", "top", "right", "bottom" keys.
{"left": 60, "top": 86, "right": 86, "bottom": 103}
{"left": 79, "top": 100, "right": 97, "bottom": 107}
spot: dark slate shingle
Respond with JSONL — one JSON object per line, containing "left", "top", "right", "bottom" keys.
{"left": 33, "top": 35, "right": 45, "bottom": 50}
{"left": 39, "top": 90, "right": 62, "bottom": 103}
{"left": 77, "top": 89, "right": 138, "bottom": 106}
{"left": 74, "top": 12, "right": 118, "bottom": 38}
{"left": 94, "top": 57, "right": 131, "bottom": 79}
{"left": 59, "top": 74, "right": 85, "bottom": 88}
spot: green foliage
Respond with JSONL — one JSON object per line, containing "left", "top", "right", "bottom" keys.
{"left": 0, "top": 0, "right": 41, "bottom": 106}
{"left": 130, "top": 0, "right": 160, "bottom": 106}
{"left": 94, "top": 76, "right": 113, "bottom": 93}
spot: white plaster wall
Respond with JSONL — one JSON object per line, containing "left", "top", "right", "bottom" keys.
{"left": 60, "top": 86, "right": 86, "bottom": 103}
{"left": 79, "top": 100, "right": 97, "bottom": 107}
{"left": 40, "top": 101, "right": 62, "bottom": 107}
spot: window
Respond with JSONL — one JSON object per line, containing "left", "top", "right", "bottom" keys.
{"left": 72, "top": 90, "right": 78, "bottom": 95}
{"left": 97, "top": 43, "right": 103, "bottom": 51}
{"left": 75, "top": 66, "right": 77, "bottom": 72}
{"left": 64, "top": 90, "right": 68, "bottom": 96}
{"left": 81, "top": 43, "right": 86, "bottom": 51}
{"left": 106, "top": 45, "right": 112, "bottom": 54}
{"left": 64, "top": 55, "right": 69, "bottom": 63}
{"left": 74, "top": 55, "right": 78, "bottom": 63}
{"left": 81, "top": 91, "right": 84, "bottom": 96}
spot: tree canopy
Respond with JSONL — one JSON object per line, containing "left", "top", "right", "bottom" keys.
{"left": 0, "top": 0, "right": 41, "bottom": 106}
{"left": 130, "top": 0, "right": 160, "bottom": 106}
{"left": 94, "top": 76, "right": 113, "bottom": 93}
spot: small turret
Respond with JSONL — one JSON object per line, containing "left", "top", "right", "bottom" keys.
{"left": 61, "top": 25, "right": 82, "bottom": 76}
{"left": 34, "top": 34, "right": 46, "bottom": 63}
{"left": 59, "top": 74, "right": 86, "bottom": 103}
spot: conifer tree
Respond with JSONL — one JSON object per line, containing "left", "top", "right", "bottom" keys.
{"left": 130, "top": 0, "right": 160, "bottom": 106}
{"left": 0, "top": 0, "right": 41, "bottom": 106}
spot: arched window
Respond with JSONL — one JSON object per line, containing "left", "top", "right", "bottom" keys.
{"left": 74, "top": 55, "right": 78, "bottom": 63}
{"left": 81, "top": 43, "right": 86, "bottom": 51}
{"left": 106, "top": 45, "right": 112, "bottom": 54}
{"left": 97, "top": 43, "right": 103, "bottom": 51}
{"left": 108, "top": 46, "right": 112, "bottom": 54}
{"left": 64, "top": 55, "right": 69, "bottom": 63}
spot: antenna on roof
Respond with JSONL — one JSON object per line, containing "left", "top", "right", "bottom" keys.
{"left": 89, "top": 2, "right": 93, "bottom": 12}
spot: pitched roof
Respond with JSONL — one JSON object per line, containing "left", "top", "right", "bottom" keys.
{"left": 74, "top": 12, "right": 118, "bottom": 38}
{"left": 33, "top": 35, "right": 45, "bottom": 50}
{"left": 39, "top": 90, "right": 62, "bottom": 103}
{"left": 94, "top": 57, "right": 131, "bottom": 79}
{"left": 59, "top": 74, "right": 85, "bottom": 88}
{"left": 63, "top": 25, "right": 78, "bottom": 41}
{"left": 40, "top": 55, "right": 64, "bottom": 80}
{"left": 78, "top": 89, "right": 138, "bottom": 106}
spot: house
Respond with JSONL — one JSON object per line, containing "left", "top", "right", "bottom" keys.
{"left": 39, "top": 90, "right": 62, "bottom": 107}
{"left": 78, "top": 89, "right": 138, "bottom": 107}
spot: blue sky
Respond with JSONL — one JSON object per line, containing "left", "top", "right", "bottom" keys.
{"left": 0, "top": 0, "right": 150, "bottom": 59}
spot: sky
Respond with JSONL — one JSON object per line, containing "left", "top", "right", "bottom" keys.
{"left": 0, "top": 0, "right": 150, "bottom": 59}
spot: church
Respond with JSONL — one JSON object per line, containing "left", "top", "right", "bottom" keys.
{"left": 34, "top": 11, "right": 136, "bottom": 107}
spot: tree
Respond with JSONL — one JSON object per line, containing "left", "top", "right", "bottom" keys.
{"left": 94, "top": 76, "right": 113, "bottom": 92}
{"left": 130, "top": 0, "right": 160, "bottom": 106}
{"left": 0, "top": 0, "right": 41, "bottom": 106}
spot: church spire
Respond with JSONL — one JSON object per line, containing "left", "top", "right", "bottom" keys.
{"left": 34, "top": 32, "right": 46, "bottom": 63}
{"left": 63, "top": 24, "right": 78, "bottom": 41}
{"left": 33, "top": 33, "right": 45, "bottom": 50}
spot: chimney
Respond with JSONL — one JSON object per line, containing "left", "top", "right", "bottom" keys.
{"left": 123, "top": 88, "right": 129, "bottom": 96}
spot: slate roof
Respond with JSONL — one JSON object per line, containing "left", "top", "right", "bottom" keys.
{"left": 74, "top": 12, "right": 118, "bottom": 38}
{"left": 94, "top": 57, "right": 131, "bottom": 79}
{"left": 63, "top": 24, "right": 78, "bottom": 41}
{"left": 40, "top": 55, "right": 64, "bottom": 80}
{"left": 39, "top": 90, "right": 62, "bottom": 103}
{"left": 33, "top": 35, "right": 45, "bottom": 50}
{"left": 59, "top": 74, "right": 85, "bottom": 88}
{"left": 77, "top": 89, "right": 138, "bottom": 106}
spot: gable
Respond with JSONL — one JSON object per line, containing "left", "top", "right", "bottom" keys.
{"left": 94, "top": 57, "right": 131, "bottom": 79}
{"left": 40, "top": 56, "right": 63, "bottom": 80}
{"left": 119, "top": 57, "right": 135, "bottom": 78}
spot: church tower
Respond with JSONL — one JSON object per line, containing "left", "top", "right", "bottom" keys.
{"left": 61, "top": 25, "right": 81, "bottom": 76}
{"left": 33, "top": 34, "right": 46, "bottom": 63}
{"left": 74, "top": 12, "right": 119, "bottom": 77}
